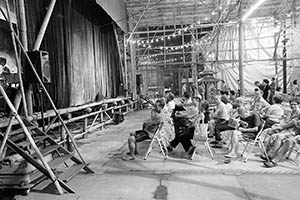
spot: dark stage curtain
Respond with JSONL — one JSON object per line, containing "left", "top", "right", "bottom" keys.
{"left": 24, "top": 0, "right": 123, "bottom": 108}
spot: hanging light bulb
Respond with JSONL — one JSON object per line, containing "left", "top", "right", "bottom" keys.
{"left": 155, "top": 39, "right": 159, "bottom": 42}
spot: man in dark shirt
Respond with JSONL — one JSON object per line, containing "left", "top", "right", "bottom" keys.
{"left": 262, "top": 79, "right": 272, "bottom": 103}
{"left": 225, "top": 106, "right": 262, "bottom": 158}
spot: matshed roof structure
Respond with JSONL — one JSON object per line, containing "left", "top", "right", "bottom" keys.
{"left": 126, "top": 0, "right": 300, "bottom": 29}
{"left": 125, "top": 0, "right": 300, "bottom": 95}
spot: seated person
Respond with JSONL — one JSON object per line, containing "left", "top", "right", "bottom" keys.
{"left": 199, "top": 100, "right": 210, "bottom": 123}
{"left": 263, "top": 100, "right": 300, "bottom": 150}
{"left": 281, "top": 99, "right": 300, "bottom": 123}
{"left": 225, "top": 106, "right": 262, "bottom": 158}
{"left": 171, "top": 92, "right": 192, "bottom": 136}
{"left": 209, "top": 95, "right": 230, "bottom": 145}
{"left": 163, "top": 92, "right": 175, "bottom": 118}
{"left": 262, "top": 114, "right": 300, "bottom": 167}
{"left": 262, "top": 136, "right": 297, "bottom": 168}
{"left": 221, "top": 95, "right": 233, "bottom": 114}
{"left": 168, "top": 96, "right": 201, "bottom": 159}
{"left": 123, "top": 99, "right": 166, "bottom": 160}
{"left": 262, "top": 95, "right": 284, "bottom": 129}
{"left": 250, "top": 88, "right": 270, "bottom": 115}
{"left": 162, "top": 92, "right": 176, "bottom": 144}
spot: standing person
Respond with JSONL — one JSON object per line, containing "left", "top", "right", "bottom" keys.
{"left": 289, "top": 80, "right": 299, "bottom": 97}
{"left": 168, "top": 96, "right": 200, "bottom": 158}
{"left": 275, "top": 86, "right": 283, "bottom": 96}
{"left": 181, "top": 83, "right": 187, "bottom": 96}
{"left": 262, "top": 79, "right": 272, "bottom": 103}
{"left": 250, "top": 88, "right": 270, "bottom": 115}
{"left": 270, "top": 77, "right": 276, "bottom": 104}
{"left": 254, "top": 81, "right": 264, "bottom": 90}
{"left": 218, "top": 80, "right": 227, "bottom": 93}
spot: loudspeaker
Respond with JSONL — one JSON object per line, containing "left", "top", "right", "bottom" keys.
{"left": 25, "top": 51, "right": 51, "bottom": 83}
{"left": 136, "top": 74, "right": 143, "bottom": 85}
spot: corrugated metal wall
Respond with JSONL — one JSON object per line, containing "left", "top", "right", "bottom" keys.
{"left": 25, "top": 0, "right": 123, "bottom": 108}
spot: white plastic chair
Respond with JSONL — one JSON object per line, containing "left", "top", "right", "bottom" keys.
{"left": 191, "top": 115, "right": 214, "bottom": 160}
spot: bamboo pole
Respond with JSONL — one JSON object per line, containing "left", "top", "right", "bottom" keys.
{"left": 17, "top": 0, "right": 33, "bottom": 115}
{"left": 124, "top": 35, "right": 128, "bottom": 97}
{"left": 3, "top": 1, "right": 28, "bottom": 118}
{"left": 17, "top": 0, "right": 28, "bottom": 50}
{"left": 0, "top": 116, "right": 16, "bottom": 160}
{"left": 238, "top": 1, "right": 245, "bottom": 96}
{"left": 0, "top": 85, "right": 64, "bottom": 195}
{"left": 33, "top": 0, "right": 56, "bottom": 50}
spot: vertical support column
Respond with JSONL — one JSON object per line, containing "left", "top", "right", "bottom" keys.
{"left": 238, "top": 1, "right": 245, "bottom": 96}
{"left": 129, "top": 23, "right": 137, "bottom": 100}
{"left": 191, "top": 29, "right": 197, "bottom": 90}
{"left": 18, "top": 0, "right": 28, "bottom": 50}
{"left": 4, "top": 0, "right": 28, "bottom": 118}
{"left": 18, "top": 0, "right": 33, "bottom": 116}
{"left": 282, "top": 20, "right": 287, "bottom": 94}
{"left": 124, "top": 35, "right": 128, "bottom": 97}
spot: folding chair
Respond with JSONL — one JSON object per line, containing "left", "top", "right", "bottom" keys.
{"left": 143, "top": 122, "right": 168, "bottom": 160}
{"left": 191, "top": 115, "right": 214, "bottom": 160}
{"left": 241, "top": 120, "right": 270, "bottom": 163}
{"left": 286, "top": 137, "right": 300, "bottom": 166}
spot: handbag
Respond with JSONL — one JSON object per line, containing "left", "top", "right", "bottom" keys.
{"left": 227, "top": 117, "right": 239, "bottom": 129}
{"left": 193, "top": 116, "right": 208, "bottom": 142}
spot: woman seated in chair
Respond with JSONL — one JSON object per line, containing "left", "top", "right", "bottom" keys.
{"left": 122, "top": 99, "right": 166, "bottom": 160}
{"left": 168, "top": 95, "right": 201, "bottom": 159}
{"left": 262, "top": 95, "right": 284, "bottom": 129}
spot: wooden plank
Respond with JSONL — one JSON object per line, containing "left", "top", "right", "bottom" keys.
{"left": 30, "top": 154, "right": 73, "bottom": 184}
{"left": 9, "top": 126, "right": 35, "bottom": 137}
{"left": 31, "top": 145, "right": 59, "bottom": 158}
{"left": 58, "top": 164, "right": 85, "bottom": 182}
{"left": 17, "top": 136, "right": 48, "bottom": 147}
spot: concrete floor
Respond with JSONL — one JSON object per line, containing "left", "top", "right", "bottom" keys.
{"left": 15, "top": 109, "right": 300, "bottom": 200}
